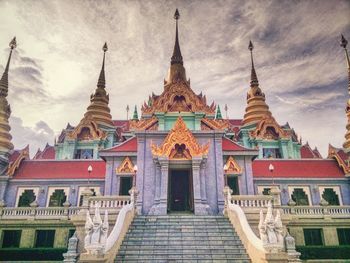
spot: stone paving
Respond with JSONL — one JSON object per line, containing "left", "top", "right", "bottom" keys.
{"left": 115, "top": 215, "right": 251, "bottom": 263}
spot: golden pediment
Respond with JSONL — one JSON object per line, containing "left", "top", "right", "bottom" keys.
{"left": 250, "top": 116, "right": 290, "bottom": 140}
{"left": 141, "top": 81, "right": 215, "bottom": 115}
{"left": 67, "top": 115, "right": 107, "bottom": 140}
{"left": 224, "top": 156, "right": 242, "bottom": 174}
{"left": 116, "top": 157, "right": 135, "bottom": 173}
{"left": 151, "top": 117, "right": 209, "bottom": 159}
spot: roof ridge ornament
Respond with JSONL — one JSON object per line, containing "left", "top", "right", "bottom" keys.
{"left": 171, "top": 9, "right": 183, "bottom": 65}
{"left": 97, "top": 42, "right": 108, "bottom": 89}
{"left": 248, "top": 40, "right": 259, "bottom": 87}
{"left": 0, "top": 37, "right": 17, "bottom": 97}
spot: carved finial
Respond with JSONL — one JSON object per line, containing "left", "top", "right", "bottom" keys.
{"left": 341, "top": 34, "right": 348, "bottom": 49}
{"left": 248, "top": 40, "right": 259, "bottom": 87}
{"left": 97, "top": 42, "right": 108, "bottom": 89}
{"left": 9, "top": 37, "right": 17, "bottom": 50}
{"left": 171, "top": 9, "right": 183, "bottom": 65}
{"left": 0, "top": 37, "right": 17, "bottom": 98}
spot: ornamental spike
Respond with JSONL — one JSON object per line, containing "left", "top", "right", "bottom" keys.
{"left": 0, "top": 37, "right": 17, "bottom": 98}
{"left": 97, "top": 42, "right": 108, "bottom": 89}
{"left": 171, "top": 9, "right": 183, "bottom": 65}
{"left": 248, "top": 40, "right": 259, "bottom": 87}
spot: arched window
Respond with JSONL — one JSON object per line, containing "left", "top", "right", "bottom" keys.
{"left": 48, "top": 189, "right": 67, "bottom": 207}
{"left": 322, "top": 188, "right": 340, "bottom": 206}
{"left": 291, "top": 188, "right": 309, "bottom": 206}
{"left": 18, "top": 190, "right": 36, "bottom": 207}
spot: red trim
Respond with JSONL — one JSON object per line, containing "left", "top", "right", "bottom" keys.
{"left": 253, "top": 159, "right": 344, "bottom": 178}
{"left": 13, "top": 160, "right": 106, "bottom": 179}
{"left": 102, "top": 137, "right": 137, "bottom": 152}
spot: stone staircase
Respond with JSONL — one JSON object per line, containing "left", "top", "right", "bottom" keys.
{"left": 115, "top": 215, "right": 251, "bottom": 262}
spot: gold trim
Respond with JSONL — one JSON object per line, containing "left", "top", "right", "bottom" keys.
{"left": 67, "top": 115, "right": 107, "bottom": 140}
{"left": 250, "top": 116, "right": 290, "bottom": 140}
{"left": 224, "top": 156, "right": 242, "bottom": 174}
{"left": 116, "top": 157, "right": 135, "bottom": 173}
{"left": 151, "top": 117, "right": 209, "bottom": 159}
{"left": 7, "top": 146, "right": 29, "bottom": 177}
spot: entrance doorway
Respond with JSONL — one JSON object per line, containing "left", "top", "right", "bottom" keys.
{"left": 168, "top": 169, "right": 193, "bottom": 212}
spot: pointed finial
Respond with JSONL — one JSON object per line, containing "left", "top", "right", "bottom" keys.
{"left": 224, "top": 104, "right": 228, "bottom": 119}
{"left": 97, "top": 42, "right": 108, "bottom": 89}
{"left": 248, "top": 40, "right": 259, "bottom": 87}
{"left": 171, "top": 9, "right": 183, "bottom": 65}
{"left": 0, "top": 37, "right": 17, "bottom": 98}
{"left": 216, "top": 105, "right": 223, "bottom": 120}
{"left": 126, "top": 105, "right": 130, "bottom": 120}
{"left": 132, "top": 105, "right": 139, "bottom": 121}
{"left": 341, "top": 34, "right": 348, "bottom": 49}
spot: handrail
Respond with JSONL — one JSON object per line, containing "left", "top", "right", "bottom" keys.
{"left": 282, "top": 205, "right": 350, "bottom": 216}
{"left": 231, "top": 195, "right": 273, "bottom": 208}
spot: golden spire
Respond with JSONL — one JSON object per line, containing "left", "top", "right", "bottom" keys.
{"left": 84, "top": 42, "right": 114, "bottom": 127}
{"left": 341, "top": 34, "right": 350, "bottom": 151}
{"left": 165, "top": 9, "right": 187, "bottom": 85}
{"left": 242, "top": 40, "right": 272, "bottom": 126}
{"left": 0, "top": 37, "right": 16, "bottom": 157}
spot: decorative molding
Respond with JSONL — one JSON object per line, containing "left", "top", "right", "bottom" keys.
{"left": 116, "top": 157, "right": 135, "bottom": 173}
{"left": 7, "top": 146, "right": 29, "bottom": 177}
{"left": 66, "top": 115, "right": 106, "bottom": 141}
{"left": 151, "top": 117, "right": 209, "bottom": 159}
{"left": 129, "top": 116, "right": 158, "bottom": 131}
{"left": 201, "top": 118, "right": 229, "bottom": 130}
{"left": 250, "top": 116, "right": 290, "bottom": 140}
{"left": 224, "top": 156, "right": 242, "bottom": 174}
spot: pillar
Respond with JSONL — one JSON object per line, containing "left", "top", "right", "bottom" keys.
{"left": 158, "top": 157, "right": 169, "bottom": 215}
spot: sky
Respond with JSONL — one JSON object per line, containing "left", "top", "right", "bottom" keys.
{"left": 0, "top": 0, "right": 349, "bottom": 157}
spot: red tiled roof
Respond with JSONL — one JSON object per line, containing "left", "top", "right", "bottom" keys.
{"left": 228, "top": 119, "right": 242, "bottom": 126}
{"left": 9, "top": 150, "right": 21, "bottom": 163}
{"left": 253, "top": 159, "right": 344, "bottom": 178}
{"left": 102, "top": 137, "right": 137, "bottom": 152}
{"left": 222, "top": 137, "right": 253, "bottom": 151}
{"left": 300, "top": 144, "right": 316, "bottom": 158}
{"left": 113, "top": 120, "right": 130, "bottom": 132}
{"left": 13, "top": 160, "right": 106, "bottom": 179}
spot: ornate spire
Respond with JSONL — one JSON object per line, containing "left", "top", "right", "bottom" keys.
{"left": 97, "top": 42, "right": 108, "bottom": 89}
{"left": 0, "top": 37, "right": 16, "bottom": 161}
{"left": 0, "top": 37, "right": 16, "bottom": 97}
{"left": 341, "top": 34, "right": 350, "bottom": 151}
{"left": 248, "top": 40, "right": 259, "bottom": 87}
{"left": 132, "top": 105, "right": 139, "bottom": 121}
{"left": 216, "top": 105, "right": 223, "bottom": 120}
{"left": 165, "top": 9, "right": 187, "bottom": 84}
{"left": 84, "top": 42, "right": 113, "bottom": 127}
{"left": 171, "top": 9, "right": 183, "bottom": 65}
{"left": 242, "top": 40, "right": 272, "bottom": 126}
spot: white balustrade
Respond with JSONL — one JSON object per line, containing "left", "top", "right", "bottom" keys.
{"left": 281, "top": 205, "right": 350, "bottom": 217}
{"left": 231, "top": 195, "right": 273, "bottom": 208}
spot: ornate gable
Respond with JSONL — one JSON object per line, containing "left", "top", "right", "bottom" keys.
{"left": 141, "top": 81, "right": 215, "bottom": 115}
{"left": 201, "top": 118, "right": 229, "bottom": 130}
{"left": 224, "top": 156, "right": 242, "bottom": 174}
{"left": 7, "top": 146, "right": 29, "bottom": 177}
{"left": 67, "top": 115, "right": 107, "bottom": 141}
{"left": 151, "top": 117, "right": 209, "bottom": 159}
{"left": 129, "top": 116, "right": 158, "bottom": 131}
{"left": 328, "top": 144, "right": 350, "bottom": 174}
{"left": 250, "top": 116, "right": 290, "bottom": 140}
{"left": 116, "top": 157, "right": 135, "bottom": 173}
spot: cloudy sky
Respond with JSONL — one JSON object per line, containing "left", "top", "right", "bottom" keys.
{"left": 0, "top": 0, "right": 349, "bottom": 156}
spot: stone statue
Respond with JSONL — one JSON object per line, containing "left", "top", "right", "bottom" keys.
{"left": 84, "top": 203, "right": 109, "bottom": 255}
{"left": 284, "top": 231, "right": 301, "bottom": 262}
{"left": 63, "top": 231, "right": 79, "bottom": 263}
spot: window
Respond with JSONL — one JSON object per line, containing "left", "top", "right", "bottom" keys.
{"left": 337, "top": 228, "right": 350, "bottom": 245}
{"left": 262, "top": 188, "right": 271, "bottom": 195}
{"left": 291, "top": 188, "right": 309, "bottom": 206}
{"left": 321, "top": 188, "right": 340, "bottom": 206}
{"left": 35, "top": 230, "right": 55, "bottom": 248}
{"left": 18, "top": 190, "right": 36, "bottom": 207}
{"left": 74, "top": 149, "right": 93, "bottom": 159}
{"left": 119, "top": 177, "right": 132, "bottom": 195}
{"left": 263, "top": 148, "right": 282, "bottom": 159}
{"left": 48, "top": 189, "right": 67, "bottom": 207}
{"left": 78, "top": 188, "right": 96, "bottom": 206}
{"left": 228, "top": 176, "right": 239, "bottom": 195}
{"left": 304, "top": 229, "right": 323, "bottom": 246}
{"left": 1, "top": 230, "right": 21, "bottom": 248}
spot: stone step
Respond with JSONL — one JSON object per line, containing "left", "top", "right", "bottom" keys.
{"left": 120, "top": 244, "right": 245, "bottom": 250}
{"left": 115, "top": 255, "right": 251, "bottom": 261}
{"left": 122, "top": 240, "right": 244, "bottom": 246}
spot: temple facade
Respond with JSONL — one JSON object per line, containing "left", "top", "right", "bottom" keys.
{"left": 0, "top": 9, "right": 349, "bottom": 262}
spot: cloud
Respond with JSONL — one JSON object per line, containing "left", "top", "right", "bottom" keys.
{"left": 9, "top": 116, "right": 55, "bottom": 157}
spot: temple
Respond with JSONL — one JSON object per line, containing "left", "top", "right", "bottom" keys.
{"left": 0, "top": 10, "right": 349, "bottom": 263}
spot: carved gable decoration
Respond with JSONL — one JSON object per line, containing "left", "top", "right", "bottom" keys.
{"left": 116, "top": 157, "right": 135, "bottom": 173}
{"left": 142, "top": 82, "right": 215, "bottom": 115}
{"left": 7, "top": 146, "right": 30, "bottom": 177}
{"left": 201, "top": 118, "right": 229, "bottom": 130}
{"left": 151, "top": 117, "right": 209, "bottom": 159}
{"left": 328, "top": 144, "right": 350, "bottom": 174}
{"left": 67, "top": 115, "right": 107, "bottom": 141}
{"left": 250, "top": 116, "right": 290, "bottom": 140}
{"left": 129, "top": 116, "right": 158, "bottom": 131}
{"left": 224, "top": 156, "right": 242, "bottom": 174}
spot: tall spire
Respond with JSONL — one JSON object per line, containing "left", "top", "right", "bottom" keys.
{"left": 340, "top": 34, "right": 350, "bottom": 151}
{"left": 165, "top": 9, "right": 187, "bottom": 85}
{"left": 0, "top": 37, "right": 16, "bottom": 97}
{"left": 84, "top": 42, "right": 113, "bottom": 127}
{"left": 0, "top": 37, "right": 16, "bottom": 163}
{"left": 242, "top": 40, "right": 272, "bottom": 126}
{"left": 216, "top": 105, "right": 223, "bottom": 120}
{"left": 97, "top": 42, "right": 108, "bottom": 89}
{"left": 132, "top": 105, "right": 139, "bottom": 121}
{"left": 248, "top": 40, "right": 259, "bottom": 87}
{"left": 171, "top": 9, "right": 183, "bottom": 65}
